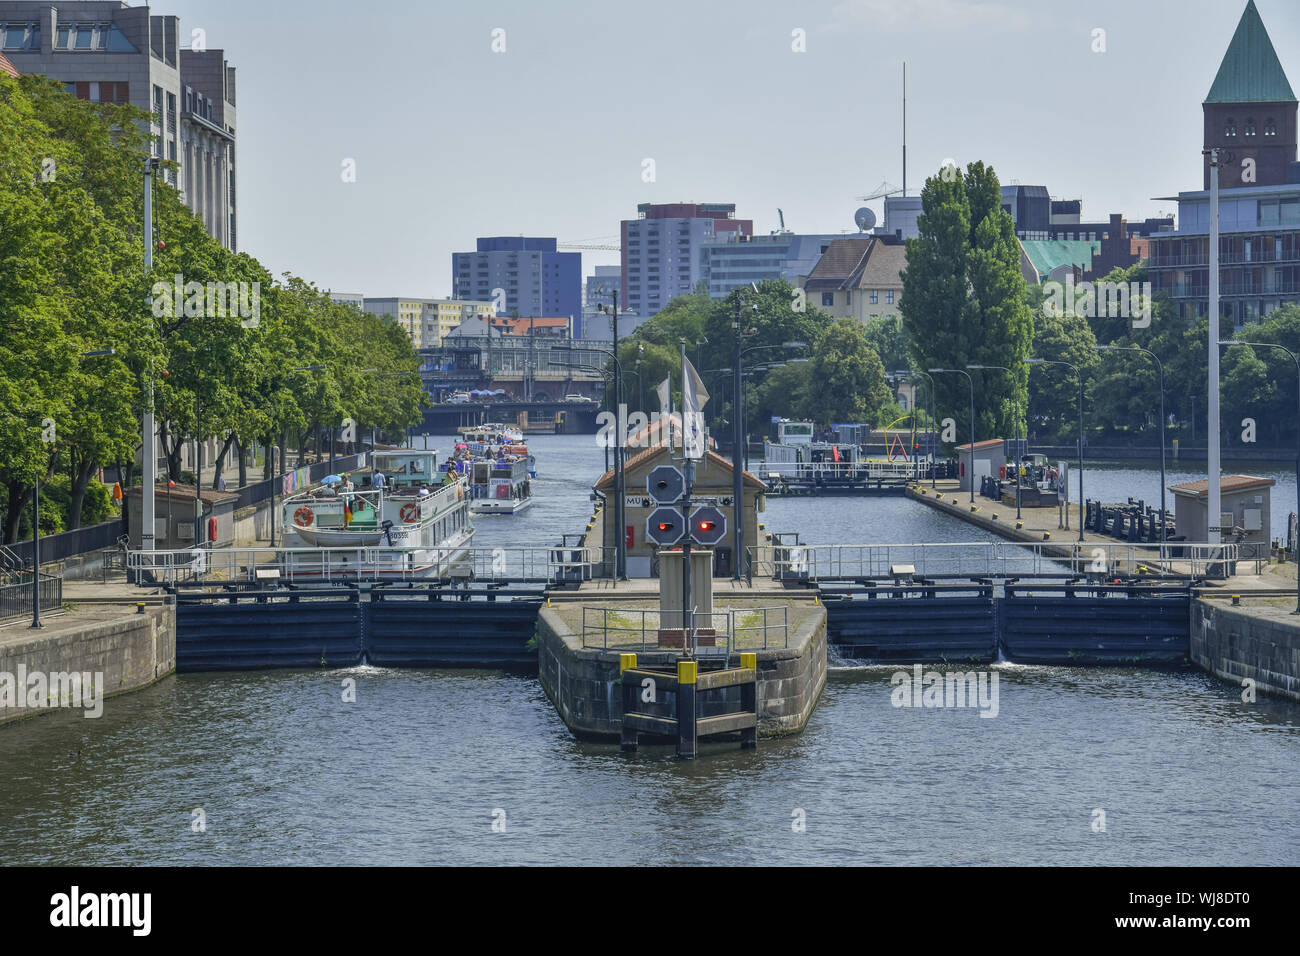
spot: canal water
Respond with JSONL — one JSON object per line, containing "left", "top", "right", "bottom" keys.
{"left": 1, "top": 433, "right": 1297, "bottom": 865}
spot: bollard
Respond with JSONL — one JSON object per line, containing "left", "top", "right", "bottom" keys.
{"left": 620, "top": 654, "right": 639, "bottom": 752}
{"left": 136, "top": 602, "right": 145, "bottom": 614}
{"left": 676, "top": 659, "right": 697, "bottom": 759}
{"left": 739, "top": 652, "right": 758, "bottom": 750}
{"left": 1232, "top": 594, "right": 1241, "bottom": 606}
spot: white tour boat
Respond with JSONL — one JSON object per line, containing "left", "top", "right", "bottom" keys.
{"left": 280, "top": 449, "right": 474, "bottom": 580}
{"left": 468, "top": 455, "right": 533, "bottom": 515}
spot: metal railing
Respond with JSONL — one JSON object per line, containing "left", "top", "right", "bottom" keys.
{"left": 581, "top": 605, "right": 789, "bottom": 654}
{"left": 0, "top": 573, "right": 63, "bottom": 623}
{"left": 6, "top": 518, "right": 127, "bottom": 567}
{"left": 748, "top": 540, "right": 1242, "bottom": 582}
{"left": 235, "top": 452, "right": 367, "bottom": 510}
{"left": 759, "top": 460, "right": 920, "bottom": 481}
{"left": 128, "top": 544, "right": 612, "bottom": 587}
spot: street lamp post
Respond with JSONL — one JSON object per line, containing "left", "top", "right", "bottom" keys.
{"left": 930, "top": 368, "right": 975, "bottom": 502}
{"left": 730, "top": 333, "right": 806, "bottom": 581}
{"left": 558, "top": 337, "right": 626, "bottom": 579}
{"left": 906, "top": 370, "right": 938, "bottom": 489}
{"left": 1026, "top": 358, "right": 1084, "bottom": 543}
{"left": 1096, "top": 344, "right": 1168, "bottom": 562}
{"left": 1218, "top": 338, "right": 1300, "bottom": 613}
{"left": 967, "top": 364, "right": 1022, "bottom": 520}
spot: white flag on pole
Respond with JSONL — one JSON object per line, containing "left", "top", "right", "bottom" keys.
{"left": 655, "top": 376, "right": 674, "bottom": 449}
{"left": 682, "top": 357, "right": 709, "bottom": 459}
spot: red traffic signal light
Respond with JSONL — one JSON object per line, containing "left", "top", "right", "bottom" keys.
{"left": 646, "top": 506, "right": 685, "bottom": 546}
{"left": 689, "top": 505, "right": 726, "bottom": 546}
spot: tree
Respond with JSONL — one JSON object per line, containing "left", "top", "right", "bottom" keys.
{"left": 800, "top": 318, "right": 893, "bottom": 424}
{"left": 1026, "top": 306, "right": 1099, "bottom": 443}
{"left": 862, "top": 314, "right": 910, "bottom": 374}
{"left": 901, "top": 161, "right": 1032, "bottom": 450}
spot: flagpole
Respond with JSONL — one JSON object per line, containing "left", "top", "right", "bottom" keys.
{"left": 680, "top": 342, "right": 693, "bottom": 659}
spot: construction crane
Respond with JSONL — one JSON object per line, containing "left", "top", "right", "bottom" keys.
{"left": 857, "top": 181, "right": 904, "bottom": 203}
{"left": 558, "top": 236, "right": 621, "bottom": 252}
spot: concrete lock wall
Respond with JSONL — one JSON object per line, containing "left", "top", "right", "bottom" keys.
{"left": 1192, "top": 599, "right": 1300, "bottom": 702}
{"left": 0, "top": 605, "right": 177, "bottom": 726}
{"left": 536, "top": 605, "right": 827, "bottom": 740}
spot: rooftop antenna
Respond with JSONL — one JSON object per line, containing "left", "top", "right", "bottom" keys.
{"left": 902, "top": 62, "right": 907, "bottom": 198}
{"left": 777, "top": 208, "right": 785, "bottom": 230}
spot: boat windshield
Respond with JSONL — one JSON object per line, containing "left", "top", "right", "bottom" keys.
{"left": 375, "top": 452, "right": 437, "bottom": 488}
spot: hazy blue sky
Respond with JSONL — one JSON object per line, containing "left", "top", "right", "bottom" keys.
{"left": 162, "top": 0, "right": 1300, "bottom": 298}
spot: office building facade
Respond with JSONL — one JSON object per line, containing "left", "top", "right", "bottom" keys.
{"left": 451, "top": 237, "right": 581, "bottom": 327}
{"left": 1, "top": 1, "right": 238, "bottom": 249}
{"left": 699, "top": 232, "right": 845, "bottom": 299}
{"left": 1146, "top": 0, "right": 1300, "bottom": 326}
{"left": 362, "top": 297, "right": 497, "bottom": 349}
{"left": 620, "top": 202, "right": 752, "bottom": 323}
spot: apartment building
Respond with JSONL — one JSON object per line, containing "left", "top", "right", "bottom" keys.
{"left": 0, "top": 1, "right": 238, "bottom": 248}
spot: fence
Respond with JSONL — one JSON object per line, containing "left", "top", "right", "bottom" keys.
{"left": 750, "top": 540, "right": 1243, "bottom": 583}
{"left": 231, "top": 452, "right": 367, "bottom": 511}
{"left": 0, "top": 573, "right": 63, "bottom": 623}
{"left": 128, "top": 544, "right": 612, "bottom": 587}
{"left": 581, "top": 605, "right": 789, "bottom": 655}
{"left": 6, "top": 519, "right": 127, "bottom": 568}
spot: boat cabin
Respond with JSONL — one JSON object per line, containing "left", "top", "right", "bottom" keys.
{"left": 374, "top": 451, "right": 438, "bottom": 490}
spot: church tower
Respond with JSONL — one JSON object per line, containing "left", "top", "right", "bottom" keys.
{"left": 1203, "top": 0, "right": 1297, "bottom": 190}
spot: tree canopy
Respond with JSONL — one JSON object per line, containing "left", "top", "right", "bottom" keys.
{"left": 0, "top": 74, "right": 425, "bottom": 541}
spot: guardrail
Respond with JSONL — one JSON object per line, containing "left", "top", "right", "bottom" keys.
{"left": 127, "top": 544, "right": 612, "bottom": 587}
{"left": 581, "top": 605, "right": 789, "bottom": 654}
{"left": 0, "top": 572, "right": 63, "bottom": 622}
{"left": 748, "top": 541, "right": 1241, "bottom": 582}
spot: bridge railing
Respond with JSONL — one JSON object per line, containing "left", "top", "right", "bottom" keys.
{"left": 128, "top": 545, "right": 613, "bottom": 587}
{"left": 749, "top": 541, "right": 1242, "bottom": 583}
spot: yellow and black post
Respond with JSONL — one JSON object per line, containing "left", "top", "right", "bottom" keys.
{"left": 739, "top": 652, "right": 757, "bottom": 749}
{"left": 620, "top": 653, "right": 638, "bottom": 752}
{"left": 676, "top": 659, "right": 697, "bottom": 759}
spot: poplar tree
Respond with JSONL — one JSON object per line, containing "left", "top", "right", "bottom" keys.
{"left": 901, "top": 162, "right": 1032, "bottom": 448}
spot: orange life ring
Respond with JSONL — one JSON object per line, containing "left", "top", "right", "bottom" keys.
{"left": 294, "top": 506, "right": 314, "bottom": 527}
{"left": 400, "top": 502, "right": 420, "bottom": 523}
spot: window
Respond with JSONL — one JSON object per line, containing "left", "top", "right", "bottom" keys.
{"left": 821, "top": 292, "right": 834, "bottom": 307}
{"left": 76, "top": 26, "right": 93, "bottom": 49}
{"left": 57, "top": 27, "right": 70, "bottom": 47}
{"left": 1265, "top": 118, "right": 1277, "bottom": 137}
{"left": 1224, "top": 117, "right": 1236, "bottom": 137}
{"left": 869, "top": 290, "right": 878, "bottom": 304}
{"left": 1245, "top": 117, "right": 1256, "bottom": 137}
{"left": 845, "top": 291, "right": 852, "bottom": 306}
{"left": 885, "top": 290, "right": 895, "bottom": 304}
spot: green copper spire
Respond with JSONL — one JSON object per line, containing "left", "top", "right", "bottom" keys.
{"left": 1204, "top": 0, "right": 1296, "bottom": 104}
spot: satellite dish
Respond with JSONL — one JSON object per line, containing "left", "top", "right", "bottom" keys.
{"left": 854, "top": 207, "right": 877, "bottom": 232}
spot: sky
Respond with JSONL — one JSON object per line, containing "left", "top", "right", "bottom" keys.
{"left": 159, "top": 0, "right": 1300, "bottom": 299}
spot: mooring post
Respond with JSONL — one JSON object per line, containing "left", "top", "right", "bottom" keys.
{"left": 740, "top": 652, "right": 757, "bottom": 750}
{"left": 676, "top": 658, "right": 697, "bottom": 759}
{"left": 620, "top": 653, "right": 638, "bottom": 752}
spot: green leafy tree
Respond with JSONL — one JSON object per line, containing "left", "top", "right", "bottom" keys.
{"left": 901, "top": 161, "right": 1032, "bottom": 449}
{"left": 799, "top": 318, "right": 893, "bottom": 424}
